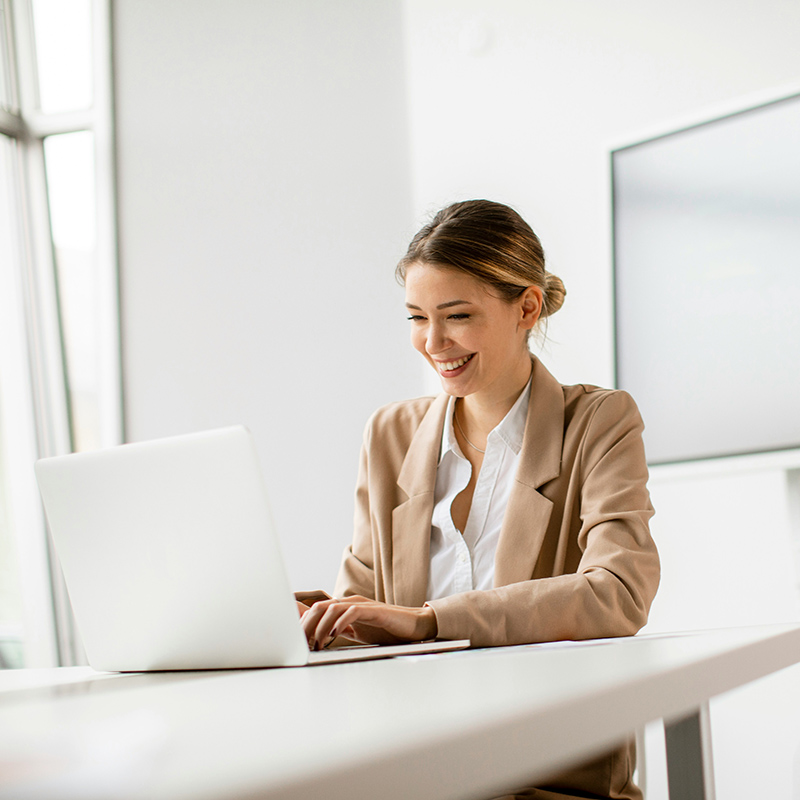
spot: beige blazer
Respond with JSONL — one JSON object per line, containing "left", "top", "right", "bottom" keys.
{"left": 333, "top": 357, "right": 659, "bottom": 799}
{"left": 334, "top": 356, "right": 660, "bottom": 646}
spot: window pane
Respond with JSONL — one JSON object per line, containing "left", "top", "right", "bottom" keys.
{"left": 0, "top": 0, "right": 13, "bottom": 111}
{"left": 0, "top": 135, "right": 28, "bottom": 668}
{"left": 0, "top": 445, "right": 24, "bottom": 668}
{"left": 31, "top": 0, "right": 92, "bottom": 113}
{"left": 44, "top": 131, "right": 99, "bottom": 452}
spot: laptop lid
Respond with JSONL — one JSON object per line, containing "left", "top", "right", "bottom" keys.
{"left": 35, "top": 426, "right": 311, "bottom": 671}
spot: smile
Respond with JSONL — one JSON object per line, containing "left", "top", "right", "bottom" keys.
{"left": 436, "top": 354, "right": 474, "bottom": 373}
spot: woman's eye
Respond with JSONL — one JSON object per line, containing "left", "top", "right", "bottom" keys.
{"left": 448, "top": 314, "right": 470, "bottom": 321}
{"left": 407, "top": 315, "right": 426, "bottom": 322}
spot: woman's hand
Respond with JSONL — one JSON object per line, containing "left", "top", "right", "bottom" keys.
{"left": 299, "top": 596, "right": 438, "bottom": 651}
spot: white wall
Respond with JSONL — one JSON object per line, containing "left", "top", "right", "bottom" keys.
{"left": 113, "top": 0, "right": 421, "bottom": 593}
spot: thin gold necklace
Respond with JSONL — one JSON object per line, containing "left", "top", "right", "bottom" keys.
{"left": 454, "top": 404, "right": 486, "bottom": 454}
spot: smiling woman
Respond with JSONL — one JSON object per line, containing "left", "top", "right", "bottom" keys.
{"left": 299, "top": 199, "right": 660, "bottom": 800}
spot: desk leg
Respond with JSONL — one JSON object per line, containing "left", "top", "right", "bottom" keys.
{"left": 786, "top": 468, "right": 800, "bottom": 595}
{"left": 664, "top": 703, "right": 716, "bottom": 800}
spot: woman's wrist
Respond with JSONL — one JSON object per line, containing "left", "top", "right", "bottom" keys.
{"left": 417, "top": 605, "right": 438, "bottom": 640}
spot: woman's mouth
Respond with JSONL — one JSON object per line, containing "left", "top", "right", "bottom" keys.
{"left": 436, "top": 353, "right": 474, "bottom": 375}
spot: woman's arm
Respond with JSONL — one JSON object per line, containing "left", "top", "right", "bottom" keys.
{"left": 304, "top": 421, "right": 435, "bottom": 648}
{"left": 331, "top": 432, "right": 378, "bottom": 599}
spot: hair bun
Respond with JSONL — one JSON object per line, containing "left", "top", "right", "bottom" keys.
{"left": 542, "top": 271, "right": 566, "bottom": 318}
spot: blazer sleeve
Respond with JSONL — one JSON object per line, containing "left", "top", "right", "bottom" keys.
{"left": 426, "top": 391, "right": 660, "bottom": 647}
{"left": 333, "top": 423, "right": 378, "bottom": 600}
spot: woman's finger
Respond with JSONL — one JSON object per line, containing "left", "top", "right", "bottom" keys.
{"left": 302, "top": 597, "right": 368, "bottom": 648}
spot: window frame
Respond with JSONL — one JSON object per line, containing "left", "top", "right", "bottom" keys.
{"left": 0, "top": 0, "right": 121, "bottom": 667}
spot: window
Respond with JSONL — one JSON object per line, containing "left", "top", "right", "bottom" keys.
{"left": 0, "top": 0, "right": 120, "bottom": 668}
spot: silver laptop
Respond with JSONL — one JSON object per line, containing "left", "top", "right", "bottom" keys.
{"left": 34, "top": 426, "right": 469, "bottom": 671}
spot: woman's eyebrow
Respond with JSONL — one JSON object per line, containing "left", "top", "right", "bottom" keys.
{"left": 405, "top": 300, "right": 473, "bottom": 310}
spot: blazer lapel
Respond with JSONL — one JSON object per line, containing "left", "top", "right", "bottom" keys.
{"left": 391, "top": 394, "right": 449, "bottom": 607}
{"left": 494, "top": 357, "right": 564, "bottom": 587}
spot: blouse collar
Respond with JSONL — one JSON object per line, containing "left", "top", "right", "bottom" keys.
{"left": 440, "top": 374, "right": 533, "bottom": 463}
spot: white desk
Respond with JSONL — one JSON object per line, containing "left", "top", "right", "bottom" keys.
{"left": 2, "top": 624, "right": 800, "bottom": 800}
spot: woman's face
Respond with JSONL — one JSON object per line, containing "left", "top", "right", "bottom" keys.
{"left": 404, "top": 262, "right": 541, "bottom": 403}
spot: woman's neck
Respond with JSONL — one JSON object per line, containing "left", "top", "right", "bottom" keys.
{"left": 458, "top": 357, "right": 532, "bottom": 440}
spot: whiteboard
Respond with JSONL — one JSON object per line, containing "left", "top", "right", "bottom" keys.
{"left": 612, "top": 92, "right": 800, "bottom": 464}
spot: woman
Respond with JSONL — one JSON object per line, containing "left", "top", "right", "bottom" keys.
{"left": 300, "top": 199, "right": 660, "bottom": 799}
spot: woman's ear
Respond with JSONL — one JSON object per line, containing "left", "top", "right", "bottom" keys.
{"left": 519, "top": 286, "right": 544, "bottom": 331}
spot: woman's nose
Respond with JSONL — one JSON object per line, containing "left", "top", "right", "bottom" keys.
{"left": 426, "top": 323, "right": 449, "bottom": 354}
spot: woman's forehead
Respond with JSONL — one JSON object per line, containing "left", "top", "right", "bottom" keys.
{"left": 404, "top": 262, "right": 492, "bottom": 298}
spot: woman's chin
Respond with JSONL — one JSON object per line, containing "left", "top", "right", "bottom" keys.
{"left": 437, "top": 376, "right": 472, "bottom": 397}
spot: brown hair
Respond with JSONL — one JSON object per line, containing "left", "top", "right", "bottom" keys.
{"left": 396, "top": 199, "right": 566, "bottom": 320}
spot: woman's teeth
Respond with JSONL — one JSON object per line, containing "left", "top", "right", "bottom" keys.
{"left": 440, "top": 354, "right": 473, "bottom": 372}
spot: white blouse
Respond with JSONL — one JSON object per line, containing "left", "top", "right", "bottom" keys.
{"left": 425, "top": 378, "right": 532, "bottom": 602}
